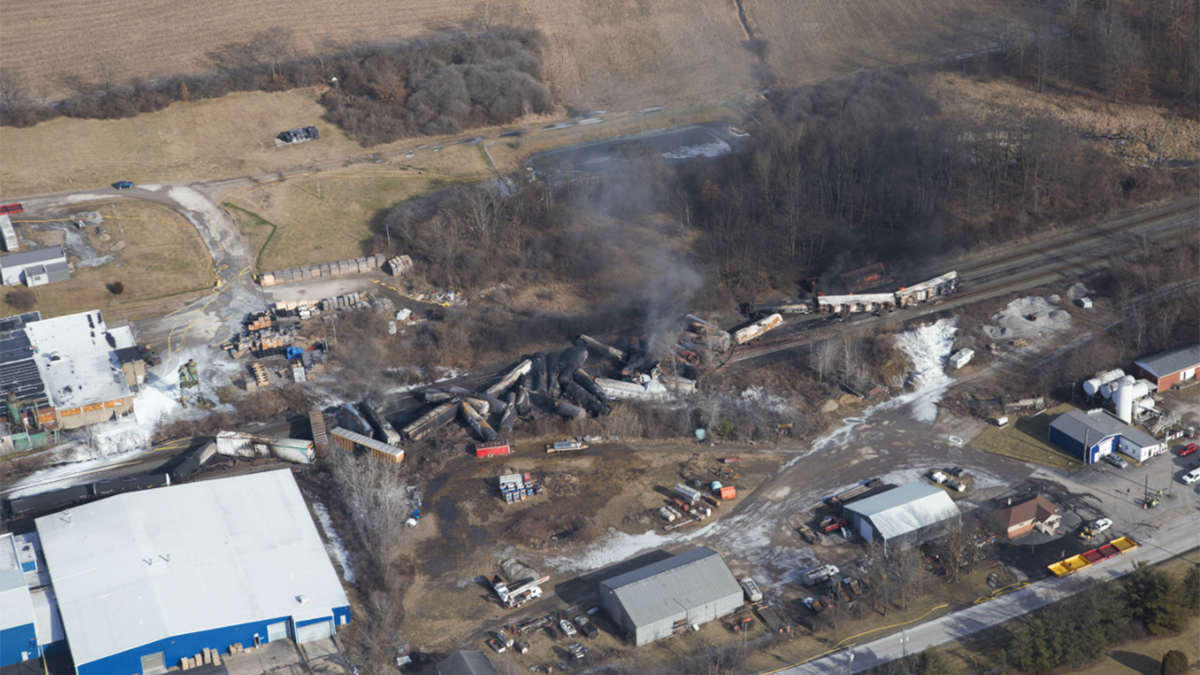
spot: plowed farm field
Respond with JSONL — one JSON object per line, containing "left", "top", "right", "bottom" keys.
{"left": 2, "top": 0, "right": 1022, "bottom": 108}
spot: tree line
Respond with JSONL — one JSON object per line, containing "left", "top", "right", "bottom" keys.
{"left": 0, "top": 21, "right": 551, "bottom": 146}
{"left": 1012, "top": 562, "right": 1200, "bottom": 672}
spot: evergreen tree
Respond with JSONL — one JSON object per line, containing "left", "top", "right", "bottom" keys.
{"left": 1160, "top": 650, "right": 1188, "bottom": 675}
{"left": 1181, "top": 566, "right": 1200, "bottom": 614}
{"left": 1125, "top": 561, "right": 1189, "bottom": 635}
{"left": 918, "top": 646, "right": 956, "bottom": 675}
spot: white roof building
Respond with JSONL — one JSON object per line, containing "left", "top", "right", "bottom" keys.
{"left": 36, "top": 470, "right": 351, "bottom": 675}
{"left": 24, "top": 310, "right": 132, "bottom": 412}
{"left": 844, "top": 483, "right": 961, "bottom": 550}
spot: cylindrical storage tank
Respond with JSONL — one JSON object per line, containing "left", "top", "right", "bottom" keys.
{"left": 1133, "top": 397, "right": 1154, "bottom": 412}
{"left": 1083, "top": 378, "right": 1104, "bottom": 396}
{"left": 1125, "top": 381, "right": 1151, "bottom": 401}
{"left": 1114, "top": 376, "right": 1135, "bottom": 423}
{"left": 1099, "top": 383, "right": 1117, "bottom": 400}
{"left": 1096, "top": 368, "right": 1125, "bottom": 385}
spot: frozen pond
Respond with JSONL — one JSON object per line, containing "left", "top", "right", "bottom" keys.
{"left": 526, "top": 122, "right": 741, "bottom": 175}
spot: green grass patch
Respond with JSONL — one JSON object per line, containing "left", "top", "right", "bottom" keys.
{"left": 971, "top": 404, "right": 1085, "bottom": 472}
{"left": 224, "top": 203, "right": 277, "bottom": 274}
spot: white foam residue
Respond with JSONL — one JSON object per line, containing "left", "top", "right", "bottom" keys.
{"left": 662, "top": 141, "right": 732, "bottom": 160}
{"left": 307, "top": 493, "right": 357, "bottom": 583}
{"left": 895, "top": 319, "right": 957, "bottom": 423}
{"left": 741, "top": 386, "right": 793, "bottom": 414}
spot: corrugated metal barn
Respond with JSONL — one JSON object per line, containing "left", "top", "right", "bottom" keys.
{"left": 844, "top": 483, "right": 961, "bottom": 551}
{"left": 35, "top": 470, "right": 350, "bottom": 675}
{"left": 599, "top": 547, "right": 742, "bottom": 646}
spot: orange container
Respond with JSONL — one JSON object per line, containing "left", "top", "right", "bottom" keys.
{"left": 719, "top": 486, "right": 737, "bottom": 500}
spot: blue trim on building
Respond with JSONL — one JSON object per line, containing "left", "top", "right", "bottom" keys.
{"left": 0, "top": 623, "right": 41, "bottom": 666}
{"left": 294, "top": 616, "right": 331, "bottom": 628}
{"left": 332, "top": 606, "right": 351, "bottom": 627}
{"left": 76, "top": 612, "right": 342, "bottom": 675}
{"left": 1048, "top": 427, "right": 1116, "bottom": 465}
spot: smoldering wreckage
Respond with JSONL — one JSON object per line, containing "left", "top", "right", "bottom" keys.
{"left": 401, "top": 312, "right": 759, "bottom": 444}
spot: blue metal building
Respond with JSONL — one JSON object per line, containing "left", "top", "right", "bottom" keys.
{"left": 1048, "top": 409, "right": 1161, "bottom": 464}
{"left": 35, "top": 470, "right": 351, "bottom": 675}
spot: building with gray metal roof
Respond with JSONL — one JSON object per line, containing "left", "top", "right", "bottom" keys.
{"left": 35, "top": 470, "right": 350, "bottom": 675}
{"left": 0, "top": 246, "right": 69, "bottom": 286}
{"left": 1134, "top": 344, "right": 1199, "bottom": 392}
{"left": 843, "top": 483, "right": 961, "bottom": 551}
{"left": 599, "top": 547, "right": 743, "bottom": 646}
{"left": 0, "top": 532, "right": 40, "bottom": 665}
{"left": 437, "top": 650, "right": 499, "bottom": 675}
{"left": 1048, "top": 408, "right": 1163, "bottom": 464}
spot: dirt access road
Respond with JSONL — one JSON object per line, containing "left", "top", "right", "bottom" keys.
{"left": 15, "top": 182, "right": 265, "bottom": 364}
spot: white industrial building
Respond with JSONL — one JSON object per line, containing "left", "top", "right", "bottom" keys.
{"left": 22, "top": 310, "right": 136, "bottom": 429}
{"left": 33, "top": 470, "right": 350, "bottom": 675}
{"left": 843, "top": 483, "right": 961, "bottom": 551}
{"left": 599, "top": 547, "right": 743, "bottom": 646}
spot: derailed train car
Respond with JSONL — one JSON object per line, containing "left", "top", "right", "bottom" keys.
{"left": 746, "top": 271, "right": 959, "bottom": 317}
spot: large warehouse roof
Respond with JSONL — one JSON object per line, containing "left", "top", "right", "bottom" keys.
{"left": 600, "top": 547, "right": 741, "bottom": 628}
{"left": 1135, "top": 344, "right": 1200, "bottom": 377}
{"left": 36, "top": 470, "right": 348, "bottom": 667}
{"left": 845, "top": 483, "right": 960, "bottom": 541}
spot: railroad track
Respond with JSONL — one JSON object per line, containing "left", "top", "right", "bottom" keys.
{"left": 726, "top": 200, "right": 1198, "bottom": 371}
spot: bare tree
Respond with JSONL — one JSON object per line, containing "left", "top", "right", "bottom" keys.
{"left": 888, "top": 547, "right": 924, "bottom": 612}
{"left": 309, "top": 30, "right": 339, "bottom": 76}
{"left": 0, "top": 70, "right": 26, "bottom": 117}
{"left": 933, "top": 521, "right": 971, "bottom": 583}
{"left": 810, "top": 338, "right": 838, "bottom": 383}
{"left": 255, "top": 26, "right": 295, "bottom": 80}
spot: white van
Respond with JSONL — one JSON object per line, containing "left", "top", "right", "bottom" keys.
{"left": 1182, "top": 468, "right": 1200, "bottom": 486}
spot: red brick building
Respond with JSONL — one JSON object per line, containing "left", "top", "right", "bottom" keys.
{"left": 1133, "top": 344, "right": 1200, "bottom": 392}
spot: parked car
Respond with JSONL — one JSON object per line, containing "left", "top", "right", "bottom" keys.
{"left": 560, "top": 619, "right": 577, "bottom": 637}
{"left": 1179, "top": 443, "right": 1198, "bottom": 457}
{"left": 1081, "top": 518, "right": 1113, "bottom": 538}
{"left": 112, "top": 181, "right": 134, "bottom": 189}
{"left": 1104, "top": 454, "right": 1129, "bottom": 469}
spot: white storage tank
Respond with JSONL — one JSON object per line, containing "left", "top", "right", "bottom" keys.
{"left": 1114, "top": 375, "right": 1136, "bottom": 423}
{"left": 1085, "top": 369, "right": 1125, "bottom": 396}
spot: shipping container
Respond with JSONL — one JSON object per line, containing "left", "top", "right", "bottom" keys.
{"left": 719, "top": 486, "right": 737, "bottom": 500}
{"left": 271, "top": 438, "right": 316, "bottom": 464}
{"left": 476, "top": 441, "right": 511, "bottom": 458}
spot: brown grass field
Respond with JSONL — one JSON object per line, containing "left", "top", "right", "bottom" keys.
{"left": 0, "top": 0, "right": 1025, "bottom": 110}
{"left": 0, "top": 200, "right": 213, "bottom": 320}
{"left": 929, "top": 72, "right": 1200, "bottom": 166}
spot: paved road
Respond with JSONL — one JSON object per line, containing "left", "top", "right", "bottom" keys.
{"left": 770, "top": 503, "right": 1200, "bottom": 674}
